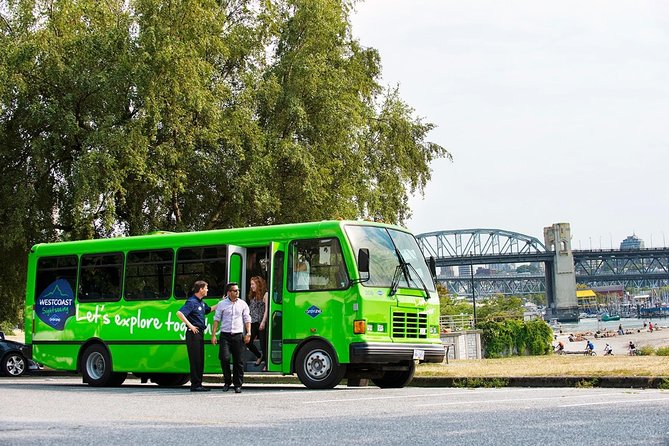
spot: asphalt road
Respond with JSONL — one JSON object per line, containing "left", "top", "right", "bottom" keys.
{"left": 1, "top": 376, "right": 668, "bottom": 445}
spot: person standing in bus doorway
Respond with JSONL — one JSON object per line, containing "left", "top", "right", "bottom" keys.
{"left": 246, "top": 276, "right": 269, "bottom": 370}
{"left": 176, "top": 280, "right": 217, "bottom": 392}
{"left": 212, "top": 282, "right": 251, "bottom": 393}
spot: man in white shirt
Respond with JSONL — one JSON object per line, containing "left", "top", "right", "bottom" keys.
{"left": 212, "top": 282, "right": 251, "bottom": 393}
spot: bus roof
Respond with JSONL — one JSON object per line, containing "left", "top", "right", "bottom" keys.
{"left": 29, "top": 220, "right": 409, "bottom": 256}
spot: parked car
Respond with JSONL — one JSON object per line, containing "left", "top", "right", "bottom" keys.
{"left": 0, "top": 331, "right": 41, "bottom": 376}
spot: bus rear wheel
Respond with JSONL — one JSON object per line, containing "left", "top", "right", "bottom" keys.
{"left": 81, "top": 344, "right": 117, "bottom": 387}
{"left": 296, "top": 341, "right": 344, "bottom": 389}
{"left": 371, "top": 361, "right": 416, "bottom": 388}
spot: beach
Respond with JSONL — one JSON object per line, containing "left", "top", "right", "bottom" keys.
{"left": 555, "top": 321, "right": 669, "bottom": 355}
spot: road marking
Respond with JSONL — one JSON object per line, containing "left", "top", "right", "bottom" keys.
{"left": 415, "top": 392, "right": 624, "bottom": 407}
{"left": 558, "top": 397, "right": 669, "bottom": 408}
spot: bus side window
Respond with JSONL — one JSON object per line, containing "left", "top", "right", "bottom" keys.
{"left": 288, "top": 239, "right": 348, "bottom": 291}
{"left": 79, "top": 253, "right": 124, "bottom": 302}
{"left": 35, "top": 256, "right": 78, "bottom": 300}
{"left": 272, "top": 251, "right": 283, "bottom": 304}
{"left": 124, "top": 249, "right": 173, "bottom": 300}
{"left": 174, "top": 246, "right": 227, "bottom": 299}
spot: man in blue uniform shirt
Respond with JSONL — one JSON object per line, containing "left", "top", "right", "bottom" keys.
{"left": 177, "top": 280, "right": 217, "bottom": 392}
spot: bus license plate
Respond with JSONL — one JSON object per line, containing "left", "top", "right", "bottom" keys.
{"left": 413, "top": 349, "right": 425, "bottom": 360}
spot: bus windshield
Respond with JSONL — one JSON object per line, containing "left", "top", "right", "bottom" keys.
{"left": 345, "top": 225, "right": 435, "bottom": 292}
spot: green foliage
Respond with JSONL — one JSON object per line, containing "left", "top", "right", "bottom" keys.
{"left": 476, "top": 294, "right": 524, "bottom": 321}
{"left": 452, "top": 377, "right": 509, "bottom": 388}
{"left": 438, "top": 284, "right": 473, "bottom": 316}
{"left": 655, "top": 346, "right": 669, "bottom": 357}
{"left": 0, "top": 0, "right": 450, "bottom": 326}
{"left": 658, "top": 378, "right": 669, "bottom": 390}
{"left": 478, "top": 319, "right": 553, "bottom": 358}
{"left": 0, "top": 321, "right": 16, "bottom": 336}
{"left": 525, "top": 293, "right": 547, "bottom": 306}
{"left": 637, "top": 345, "right": 655, "bottom": 356}
{"left": 575, "top": 378, "right": 600, "bottom": 388}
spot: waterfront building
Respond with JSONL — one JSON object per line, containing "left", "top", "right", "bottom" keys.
{"left": 620, "top": 234, "right": 645, "bottom": 250}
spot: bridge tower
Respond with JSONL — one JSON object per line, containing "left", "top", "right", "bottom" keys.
{"left": 543, "top": 223, "right": 578, "bottom": 321}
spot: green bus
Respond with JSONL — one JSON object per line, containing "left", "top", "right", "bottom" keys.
{"left": 25, "top": 220, "right": 444, "bottom": 389}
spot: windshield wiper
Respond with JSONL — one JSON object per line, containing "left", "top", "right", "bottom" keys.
{"left": 389, "top": 248, "right": 430, "bottom": 299}
{"left": 390, "top": 248, "right": 410, "bottom": 296}
{"left": 404, "top": 262, "right": 431, "bottom": 300}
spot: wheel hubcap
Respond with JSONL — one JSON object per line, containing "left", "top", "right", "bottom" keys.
{"left": 7, "top": 355, "right": 25, "bottom": 376}
{"left": 304, "top": 349, "right": 332, "bottom": 381}
{"left": 86, "top": 352, "right": 105, "bottom": 380}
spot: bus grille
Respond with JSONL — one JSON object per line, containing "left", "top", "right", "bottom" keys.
{"left": 392, "top": 312, "right": 428, "bottom": 339}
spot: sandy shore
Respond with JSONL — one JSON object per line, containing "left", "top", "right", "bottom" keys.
{"left": 555, "top": 323, "right": 669, "bottom": 355}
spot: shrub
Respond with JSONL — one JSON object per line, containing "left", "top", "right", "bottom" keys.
{"left": 637, "top": 345, "right": 655, "bottom": 356}
{"left": 655, "top": 346, "right": 669, "bottom": 356}
{"left": 0, "top": 321, "right": 16, "bottom": 336}
{"left": 478, "top": 319, "right": 553, "bottom": 358}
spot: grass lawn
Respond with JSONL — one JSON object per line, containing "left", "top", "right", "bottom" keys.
{"left": 417, "top": 355, "right": 669, "bottom": 378}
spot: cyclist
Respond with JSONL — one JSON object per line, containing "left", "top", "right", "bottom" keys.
{"left": 628, "top": 341, "right": 637, "bottom": 356}
{"left": 603, "top": 343, "right": 613, "bottom": 356}
{"left": 585, "top": 339, "right": 595, "bottom": 354}
{"left": 554, "top": 341, "right": 565, "bottom": 354}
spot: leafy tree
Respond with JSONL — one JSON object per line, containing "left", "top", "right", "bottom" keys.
{"left": 437, "top": 283, "right": 472, "bottom": 316}
{"left": 0, "top": 0, "right": 449, "bottom": 326}
{"left": 476, "top": 294, "right": 524, "bottom": 321}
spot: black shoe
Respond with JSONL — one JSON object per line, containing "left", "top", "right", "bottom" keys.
{"left": 234, "top": 387, "right": 242, "bottom": 394}
{"left": 222, "top": 383, "right": 231, "bottom": 392}
{"left": 190, "top": 386, "right": 210, "bottom": 392}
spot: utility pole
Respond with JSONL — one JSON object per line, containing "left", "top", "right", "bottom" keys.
{"left": 470, "top": 254, "right": 476, "bottom": 328}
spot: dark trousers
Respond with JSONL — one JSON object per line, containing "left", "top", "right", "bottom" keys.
{"left": 247, "top": 322, "right": 267, "bottom": 362}
{"left": 185, "top": 330, "right": 205, "bottom": 388}
{"left": 219, "top": 332, "right": 244, "bottom": 387}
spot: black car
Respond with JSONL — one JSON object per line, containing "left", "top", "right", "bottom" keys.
{"left": 0, "top": 331, "right": 41, "bottom": 377}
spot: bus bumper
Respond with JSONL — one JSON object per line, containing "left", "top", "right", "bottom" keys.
{"left": 349, "top": 342, "right": 445, "bottom": 364}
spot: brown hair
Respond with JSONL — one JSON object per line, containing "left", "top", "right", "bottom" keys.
{"left": 249, "top": 276, "right": 267, "bottom": 301}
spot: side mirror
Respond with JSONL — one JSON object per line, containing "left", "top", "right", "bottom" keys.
{"left": 357, "top": 248, "right": 370, "bottom": 278}
{"left": 429, "top": 256, "right": 437, "bottom": 279}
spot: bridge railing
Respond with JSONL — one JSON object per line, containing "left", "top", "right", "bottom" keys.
{"left": 440, "top": 314, "right": 475, "bottom": 332}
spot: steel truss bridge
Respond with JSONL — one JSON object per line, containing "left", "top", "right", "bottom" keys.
{"left": 416, "top": 229, "right": 669, "bottom": 296}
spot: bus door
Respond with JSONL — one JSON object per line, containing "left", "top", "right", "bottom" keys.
{"left": 266, "top": 242, "right": 285, "bottom": 372}
{"left": 227, "top": 245, "right": 245, "bottom": 295}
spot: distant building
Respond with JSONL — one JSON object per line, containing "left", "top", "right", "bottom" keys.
{"left": 620, "top": 234, "right": 645, "bottom": 250}
{"left": 458, "top": 264, "right": 472, "bottom": 277}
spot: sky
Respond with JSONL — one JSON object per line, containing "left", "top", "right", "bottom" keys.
{"left": 351, "top": 0, "right": 669, "bottom": 249}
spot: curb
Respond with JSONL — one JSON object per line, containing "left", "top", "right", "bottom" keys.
{"left": 28, "top": 370, "right": 669, "bottom": 388}
{"left": 411, "top": 376, "right": 669, "bottom": 389}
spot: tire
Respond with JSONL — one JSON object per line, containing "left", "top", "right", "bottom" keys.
{"left": 151, "top": 373, "right": 190, "bottom": 387}
{"left": 81, "top": 344, "right": 115, "bottom": 387}
{"left": 295, "top": 340, "right": 345, "bottom": 389}
{"left": 1, "top": 353, "right": 27, "bottom": 377}
{"left": 371, "top": 361, "right": 416, "bottom": 388}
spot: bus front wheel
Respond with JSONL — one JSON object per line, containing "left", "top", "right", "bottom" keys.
{"left": 371, "top": 361, "right": 416, "bottom": 388}
{"left": 81, "top": 344, "right": 117, "bottom": 387}
{"left": 296, "top": 341, "right": 344, "bottom": 389}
